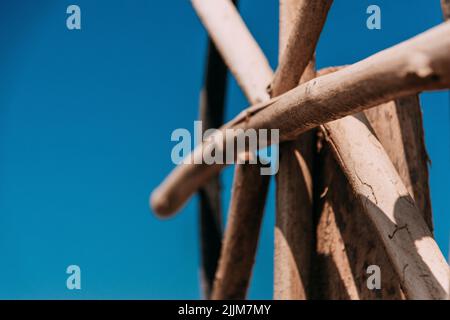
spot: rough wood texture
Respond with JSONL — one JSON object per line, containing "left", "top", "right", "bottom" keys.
{"left": 191, "top": 0, "right": 272, "bottom": 103}
{"left": 211, "top": 161, "right": 270, "bottom": 299}
{"left": 323, "top": 113, "right": 449, "bottom": 299}
{"left": 312, "top": 143, "right": 404, "bottom": 299}
{"left": 365, "top": 97, "right": 433, "bottom": 231}
{"left": 150, "top": 21, "right": 450, "bottom": 217}
{"left": 274, "top": 0, "right": 328, "bottom": 300}
{"left": 197, "top": 36, "right": 230, "bottom": 298}
{"left": 314, "top": 67, "right": 432, "bottom": 299}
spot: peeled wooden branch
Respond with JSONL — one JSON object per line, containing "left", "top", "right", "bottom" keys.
{"left": 211, "top": 161, "right": 270, "bottom": 299}
{"left": 270, "top": 0, "right": 332, "bottom": 96}
{"left": 191, "top": 0, "right": 273, "bottom": 104}
{"left": 323, "top": 114, "right": 449, "bottom": 299}
{"left": 150, "top": 21, "right": 450, "bottom": 217}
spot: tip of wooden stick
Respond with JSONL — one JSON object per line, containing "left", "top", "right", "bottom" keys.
{"left": 150, "top": 189, "right": 175, "bottom": 218}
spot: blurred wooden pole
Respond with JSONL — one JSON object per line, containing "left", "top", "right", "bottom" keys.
{"left": 197, "top": 32, "right": 231, "bottom": 298}
{"left": 211, "top": 160, "right": 270, "bottom": 299}
{"left": 274, "top": 0, "right": 332, "bottom": 300}
{"left": 192, "top": 0, "right": 273, "bottom": 299}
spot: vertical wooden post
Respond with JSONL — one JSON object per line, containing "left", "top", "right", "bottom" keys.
{"left": 274, "top": 0, "right": 315, "bottom": 300}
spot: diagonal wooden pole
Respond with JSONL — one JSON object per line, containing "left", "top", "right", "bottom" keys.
{"left": 191, "top": 0, "right": 273, "bottom": 299}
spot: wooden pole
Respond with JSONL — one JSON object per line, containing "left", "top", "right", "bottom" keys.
{"left": 192, "top": 0, "right": 273, "bottom": 299}
{"left": 150, "top": 21, "right": 450, "bottom": 217}
{"left": 191, "top": 0, "right": 272, "bottom": 103}
{"left": 323, "top": 113, "right": 449, "bottom": 299}
{"left": 274, "top": 0, "right": 332, "bottom": 299}
{"left": 211, "top": 160, "right": 270, "bottom": 299}
{"left": 197, "top": 35, "right": 230, "bottom": 298}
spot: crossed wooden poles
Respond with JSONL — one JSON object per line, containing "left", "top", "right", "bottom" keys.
{"left": 151, "top": 0, "right": 450, "bottom": 299}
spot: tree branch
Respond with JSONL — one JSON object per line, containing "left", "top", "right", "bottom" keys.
{"left": 150, "top": 21, "right": 450, "bottom": 217}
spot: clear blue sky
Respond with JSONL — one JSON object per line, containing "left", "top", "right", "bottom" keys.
{"left": 0, "top": 0, "right": 448, "bottom": 299}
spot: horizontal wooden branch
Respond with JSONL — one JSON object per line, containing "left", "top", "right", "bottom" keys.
{"left": 191, "top": 0, "right": 273, "bottom": 104}
{"left": 150, "top": 21, "right": 450, "bottom": 217}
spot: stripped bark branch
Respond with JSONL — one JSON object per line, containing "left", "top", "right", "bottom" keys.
{"left": 151, "top": 21, "right": 450, "bottom": 217}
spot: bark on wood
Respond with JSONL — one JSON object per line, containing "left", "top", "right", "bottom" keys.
{"left": 191, "top": 0, "right": 273, "bottom": 104}
{"left": 322, "top": 113, "right": 449, "bottom": 299}
{"left": 211, "top": 161, "right": 270, "bottom": 299}
{"left": 150, "top": 21, "right": 450, "bottom": 217}
{"left": 274, "top": 0, "right": 329, "bottom": 300}
{"left": 197, "top": 36, "right": 230, "bottom": 298}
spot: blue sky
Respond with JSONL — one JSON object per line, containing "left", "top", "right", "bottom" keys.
{"left": 0, "top": 0, "right": 448, "bottom": 299}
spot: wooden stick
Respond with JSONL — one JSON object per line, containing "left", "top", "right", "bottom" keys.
{"left": 323, "top": 113, "right": 449, "bottom": 299}
{"left": 274, "top": 0, "right": 330, "bottom": 299}
{"left": 193, "top": 0, "right": 273, "bottom": 299}
{"left": 150, "top": 21, "right": 450, "bottom": 217}
{"left": 270, "top": 0, "right": 332, "bottom": 96}
{"left": 197, "top": 34, "right": 230, "bottom": 298}
{"left": 211, "top": 160, "right": 270, "bottom": 299}
{"left": 191, "top": 0, "right": 273, "bottom": 104}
